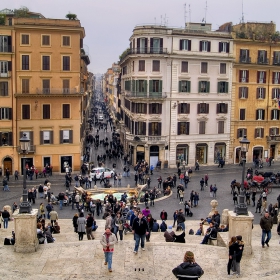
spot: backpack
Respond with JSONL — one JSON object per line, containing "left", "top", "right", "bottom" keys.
{"left": 185, "top": 203, "right": 189, "bottom": 209}
{"left": 189, "top": 229, "right": 194, "bottom": 235}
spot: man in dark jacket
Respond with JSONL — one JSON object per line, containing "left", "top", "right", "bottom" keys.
{"left": 132, "top": 212, "right": 148, "bottom": 254}
{"left": 172, "top": 251, "right": 204, "bottom": 280}
{"left": 200, "top": 222, "right": 217, "bottom": 244}
{"left": 212, "top": 210, "right": 221, "bottom": 227}
{"left": 177, "top": 209, "right": 186, "bottom": 231}
{"left": 260, "top": 211, "right": 273, "bottom": 247}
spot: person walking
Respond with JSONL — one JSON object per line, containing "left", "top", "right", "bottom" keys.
{"left": 204, "top": 174, "right": 208, "bottom": 187}
{"left": 86, "top": 213, "right": 95, "bottom": 240}
{"left": 77, "top": 212, "right": 86, "bottom": 241}
{"left": 195, "top": 160, "right": 200, "bottom": 171}
{"left": 212, "top": 184, "right": 217, "bottom": 198}
{"left": 227, "top": 236, "right": 237, "bottom": 276}
{"left": 2, "top": 207, "right": 10, "bottom": 228}
{"left": 113, "top": 212, "right": 125, "bottom": 242}
{"left": 234, "top": 235, "right": 244, "bottom": 277}
{"left": 117, "top": 173, "right": 122, "bottom": 186}
{"left": 172, "top": 251, "right": 204, "bottom": 280}
{"left": 132, "top": 212, "right": 149, "bottom": 254}
{"left": 260, "top": 211, "right": 273, "bottom": 248}
{"left": 100, "top": 227, "right": 117, "bottom": 272}
{"left": 179, "top": 189, "right": 184, "bottom": 204}
{"left": 49, "top": 209, "right": 58, "bottom": 227}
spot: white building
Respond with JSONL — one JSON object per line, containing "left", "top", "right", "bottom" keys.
{"left": 119, "top": 23, "right": 233, "bottom": 168}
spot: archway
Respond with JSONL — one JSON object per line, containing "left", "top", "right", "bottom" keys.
{"left": 149, "top": 146, "right": 159, "bottom": 167}
{"left": 3, "top": 157, "right": 13, "bottom": 174}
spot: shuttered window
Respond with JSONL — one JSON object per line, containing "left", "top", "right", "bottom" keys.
{"left": 197, "top": 103, "right": 209, "bottom": 114}
{"left": 22, "top": 79, "right": 29, "bottom": 94}
{"left": 152, "top": 60, "right": 160, "bottom": 71}
{"left": 216, "top": 103, "right": 228, "bottom": 114}
{"left": 42, "top": 56, "right": 50, "bottom": 70}
{"left": 220, "top": 63, "right": 226, "bottom": 74}
{"left": 201, "top": 62, "right": 208, "bottom": 73}
{"left": 42, "top": 79, "right": 50, "bottom": 94}
{"left": 42, "top": 35, "right": 50, "bottom": 46}
{"left": 62, "top": 104, "right": 70, "bottom": 118}
{"left": 149, "top": 122, "right": 161, "bottom": 136}
{"left": 255, "top": 128, "right": 264, "bottom": 138}
{"left": 218, "top": 121, "right": 224, "bottom": 134}
{"left": 239, "top": 87, "right": 248, "bottom": 99}
{"left": 0, "top": 132, "right": 13, "bottom": 146}
{"left": 271, "top": 109, "right": 280, "bottom": 120}
{"left": 256, "top": 88, "right": 266, "bottom": 99}
{"left": 218, "top": 82, "right": 228, "bottom": 93}
{"left": 139, "top": 60, "right": 145, "bottom": 71}
{"left": 256, "top": 109, "right": 265, "bottom": 120}
{"left": 0, "top": 82, "right": 8, "bottom": 96}
{"left": 21, "top": 34, "right": 29, "bottom": 45}
{"left": 22, "top": 55, "right": 29, "bottom": 70}
{"left": 62, "top": 56, "right": 70, "bottom": 71}
{"left": 178, "top": 122, "right": 190, "bottom": 135}
{"left": 198, "top": 81, "right": 210, "bottom": 93}
{"left": 22, "top": 105, "right": 30, "bottom": 119}
{"left": 179, "top": 81, "right": 191, "bottom": 93}
{"left": 239, "top": 70, "right": 249, "bottom": 83}
{"left": 240, "top": 109, "right": 246, "bottom": 120}
{"left": 149, "top": 103, "right": 162, "bottom": 114}
{"left": 43, "top": 104, "right": 50, "bottom": 119}
{"left": 178, "top": 103, "right": 190, "bottom": 114}
{"left": 60, "top": 130, "right": 73, "bottom": 143}
{"left": 237, "top": 128, "right": 247, "bottom": 138}
{"left": 63, "top": 79, "right": 70, "bottom": 93}
{"left": 199, "top": 121, "right": 206, "bottom": 134}
{"left": 62, "top": 36, "right": 70, "bottom": 46}
{"left": 179, "top": 39, "right": 191, "bottom": 51}
{"left": 181, "top": 61, "right": 188, "bottom": 73}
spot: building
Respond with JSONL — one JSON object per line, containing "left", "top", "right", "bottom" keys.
{"left": 0, "top": 8, "right": 91, "bottom": 174}
{"left": 119, "top": 23, "right": 233, "bottom": 167}
{"left": 227, "top": 21, "right": 280, "bottom": 163}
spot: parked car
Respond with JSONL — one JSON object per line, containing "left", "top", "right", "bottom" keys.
{"left": 90, "top": 167, "right": 114, "bottom": 179}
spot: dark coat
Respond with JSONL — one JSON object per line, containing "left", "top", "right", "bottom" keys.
{"left": 132, "top": 217, "right": 148, "bottom": 235}
{"left": 172, "top": 261, "right": 204, "bottom": 280}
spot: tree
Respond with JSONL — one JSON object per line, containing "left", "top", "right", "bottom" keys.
{"left": 14, "top": 6, "right": 29, "bottom": 18}
{"left": 66, "top": 13, "right": 77, "bottom": 20}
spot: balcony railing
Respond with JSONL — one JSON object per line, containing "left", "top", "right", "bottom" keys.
{"left": 125, "top": 91, "right": 167, "bottom": 98}
{"left": 0, "top": 71, "right": 11, "bottom": 78}
{"left": 0, "top": 45, "right": 13, "bottom": 53}
{"left": 126, "top": 134, "right": 166, "bottom": 144}
{"left": 239, "top": 56, "right": 251, "bottom": 63}
{"left": 120, "top": 47, "right": 168, "bottom": 61}
{"left": 35, "top": 88, "right": 80, "bottom": 94}
{"left": 257, "top": 57, "right": 269, "bottom": 64}
{"left": 17, "top": 145, "right": 36, "bottom": 153}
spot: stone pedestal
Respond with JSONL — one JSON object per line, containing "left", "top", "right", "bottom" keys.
{"left": 228, "top": 211, "right": 254, "bottom": 255}
{"left": 209, "top": 200, "right": 218, "bottom": 217}
{"left": 222, "top": 209, "right": 229, "bottom": 225}
{"left": 13, "top": 209, "right": 39, "bottom": 253}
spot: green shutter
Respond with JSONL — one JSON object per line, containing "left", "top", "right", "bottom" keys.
{"left": 217, "top": 82, "right": 221, "bottom": 93}
{"left": 132, "top": 80, "right": 135, "bottom": 92}
{"left": 225, "top": 82, "right": 228, "bottom": 93}
{"left": 206, "top": 81, "right": 210, "bottom": 93}
{"left": 187, "top": 81, "right": 191, "bottom": 93}
{"left": 149, "top": 80, "right": 153, "bottom": 93}
{"left": 159, "top": 80, "right": 162, "bottom": 93}
{"left": 136, "top": 80, "right": 139, "bottom": 92}
{"left": 198, "top": 81, "right": 201, "bottom": 92}
{"left": 144, "top": 80, "right": 147, "bottom": 93}
{"left": 179, "top": 81, "right": 182, "bottom": 92}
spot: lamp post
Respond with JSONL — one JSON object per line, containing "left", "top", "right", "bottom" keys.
{"left": 235, "top": 135, "right": 250, "bottom": 215}
{"left": 19, "top": 133, "right": 32, "bottom": 214}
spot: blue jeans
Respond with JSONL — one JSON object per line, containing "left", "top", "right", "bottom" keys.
{"left": 178, "top": 222, "right": 185, "bottom": 231}
{"left": 3, "top": 185, "right": 10, "bottom": 191}
{"left": 261, "top": 229, "right": 271, "bottom": 245}
{"left": 134, "top": 233, "right": 145, "bottom": 252}
{"left": 3, "top": 218, "right": 9, "bottom": 228}
{"left": 104, "top": 252, "right": 113, "bottom": 269}
{"left": 59, "top": 200, "right": 63, "bottom": 210}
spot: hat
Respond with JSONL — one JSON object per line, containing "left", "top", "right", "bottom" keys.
{"left": 168, "top": 225, "right": 172, "bottom": 229}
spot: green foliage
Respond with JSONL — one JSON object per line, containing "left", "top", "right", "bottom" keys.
{"left": 119, "top": 48, "right": 130, "bottom": 61}
{"left": 0, "top": 14, "right": 5, "bottom": 25}
{"left": 14, "top": 6, "right": 29, "bottom": 18}
{"left": 66, "top": 13, "right": 77, "bottom": 20}
{"left": 271, "top": 31, "right": 280, "bottom": 42}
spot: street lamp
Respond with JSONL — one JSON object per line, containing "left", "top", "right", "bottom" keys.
{"left": 19, "top": 133, "right": 32, "bottom": 214}
{"left": 235, "top": 135, "right": 250, "bottom": 215}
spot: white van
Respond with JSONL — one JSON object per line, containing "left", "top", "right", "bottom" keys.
{"left": 90, "top": 167, "right": 114, "bottom": 179}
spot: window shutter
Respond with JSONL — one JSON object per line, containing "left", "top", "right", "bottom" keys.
{"left": 206, "top": 104, "right": 209, "bottom": 113}
{"left": 269, "top": 128, "right": 273, "bottom": 135}
{"left": 225, "top": 82, "right": 228, "bottom": 93}
{"left": 150, "top": 38, "right": 153, "bottom": 53}
{"left": 143, "top": 80, "right": 147, "bottom": 93}
{"left": 256, "top": 88, "right": 259, "bottom": 99}
{"left": 8, "top": 132, "right": 12, "bottom": 146}
{"left": 135, "top": 80, "right": 139, "bottom": 92}
{"left": 219, "top": 42, "right": 222, "bottom": 52}
{"left": 257, "top": 71, "right": 260, "bottom": 83}
{"left": 226, "top": 42, "right": 229, "bottom": 53}
{"left": 132, "top": 80, "right": 135, "bottom": 92}
{"left": 198, "top": 81, "right": 201, "bottom": 92}
{"left": 237, "top": 129, "right": 240, "bottom": 138}
{"left": 144, "top": 104, "right": 147, "bottom": 114}
{"left": 8, "top": 108, "right": 12, "bottom": 120}
{"left": 239, "top": 70, "right": 242, "bottom": 82}
{"left": 159, "top": 80, "right": 162, "bottom": 93}
{"left": 199, "top": 41, "right": 202, "bottom": 51}
{"left": 132, "top": 103, "right": 135, "bottom": 113}
{"left": 207, "top": 41, "right": 211, "bottom": 52}
{"left": 186, "top": 103, "right": 190, "bottom": 114}
{"left": 143, "top": 122, "right": 146, "bottom": 135}
{"left": 50, "top": 131, "right": 53, "bottom": 144}
{"left": 131, "top": 121, "right": 134, "bottom": 134}
{"left": 261, "top": 128, "right": 264, "bottom": 138}
{"left": 197, "top": 104, "right": 200, "bottom": 113}
{"left": 244, "top": 128, "right": 247, "bottom": 136}
{"left": 225, "top": 103, "right": 228, "bottom": 113}
{"left": 145, "top": 38, "right": 148, "bottom": 53}
{"left": 263, "top": 88, "right": 266, "bottom": 99}
{"left": 160, "top": 38, "right": 163, "bottom": 52}
{"left": 217, "top": 82, "right": 221, "bottom": 93}
{"left": 177, "top": 123, "right": 180, "bottom": 135}
{"left": 69, "top": 130, "right": 73, "bottom": 143}
{"left": 187, "top": 81, "right": 191, "bottom": 92}
{"left": 148, "top": 123, "right": 152, "bottom": 135}
{"left": 60, "top": 130, "right": 63, "bottom": 144}
{"left": 277, "top": 128, "right": 280, "bottom": 134}
{"left": 188, "top": 40, "right": 191, "bottom": 51}
{"left": 272, "top": 72, "right": 275, "bottom": 83}
{"left": 135, "top": 122, "right": 138, "bottom": 134}
{"left": 179, "top": 81, "right": 182, "bottom": 92}
{"left": 7, "top": 36, "right": 11, "bottom": 47}
{"left": 216, "top": 104, "right": 219, "bottom": 114}
{"left": 158, "top": 122, "right": 162, "bottom": 136}
{"left": 206, "top": 81, "right": 210, "bottom": 93}
{"left": 8, "top": 61, "right": 12, "bottom": 71}
{"left": 245, "top": 88, "right": 248, "bottom": 98}
{"left": 246, "top": 70, "right": 249, "bottom": 83}
{"left": 0, "top": 132, "right": 2, "bottom": 145}
{"left": 80, "top": 39, "right": 83, "bottom": 48}
{"left": 254, "top": 129, "right": 257, "bottom": 138}
{"left": 262, "top": 109, "right": 265, "bottom": 120}
{"left": 149, "top": 80, "right": 152, "bottom": 93}
{"left": 271, "top": 110, "right": 274, "bottom": 120}
{"left": 239, "top": 87, "right": 242, "bottom": 98}
{"left": 178, "top": 104, "right": 181, "bottom": 114}
{"left": 149, "top": 104, "right": 152, "bottom": 114}
{"left": 40, "top": 131, "right": 43, "bottom": 145}
{"left": 258, "top": 50, "right": 261, "bottom": 58}
{"left": 265, "top": 51, "right": 267, "bottom": 59}
{"left": 29, "top": 131, "right": 33, "bottom": 146}
{"left": 264, "top": 72, "right": 267, "bottom": 83}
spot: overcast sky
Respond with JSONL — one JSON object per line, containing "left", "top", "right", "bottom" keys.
{"left": 2, "top": 0, "right": 280, "bottom": 74}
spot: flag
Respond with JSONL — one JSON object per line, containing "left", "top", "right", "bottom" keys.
{"left": 278, "top": 98, "right": 280, "bottom": 109}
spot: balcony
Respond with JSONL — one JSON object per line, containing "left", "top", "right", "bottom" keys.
{"left": 126, "top": 134, "right": 166, "bottom": 144}
{"left": 125, "top": 91, "right": 167, "bottom": 99}
{"left": 239, "top": 56, "right": 251, "bottom": 63}
{"left": 257, "top": 57, "right": 269, "bottom": 65}
{"left": 0, "top": 71, "right": 11, "bottom": 78}
{"left": 273, "top": 57, "right": 280, "bottom": 65}
{"left": 0, "top": 45, "right": 13, "bottom": 53}
{"left": 120, "top": 48, "right": 168, "bottom": 62}
{"left": 17, "top": 145, "right": 36, "bottom": 154}
{"left": 35, "top": 88, "right": 81, "bottom": 95}
{"left": 267, "top": 135, "right": 280, "bottom": 142}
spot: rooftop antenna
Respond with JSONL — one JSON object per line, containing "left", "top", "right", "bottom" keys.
{"left": 189, "top": 4, "right": 191, "bottom": 23}
{"left": 184, "top": 3, "right": 187, "bottom": 24}
{"left": 204, "top": 0, "right": 208, "bottom": 23}
{"left": 241, "top": 0, "right": 245, "bottom": 23}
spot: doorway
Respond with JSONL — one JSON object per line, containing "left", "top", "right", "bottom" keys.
{"left": 149, "top": 146, "right": 159, "bottom": 167}
{"left": 43, "top": 157, "right": 51, "bottom": 168}
{"left": 21, "top": 157, "right": 34, "bottom": 175}
{"left": 270, "top": 145, "right": 275, "bottom": 159}
{"left": 3, "top": 157, "right": 12, "bottom": 174}
{"left": 136, "top": 145, "right": 145, "bottom": 163}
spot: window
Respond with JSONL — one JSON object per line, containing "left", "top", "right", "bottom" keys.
{"left": 240, "top": 109, "right": 246, "bottom": 120}
{"left": 42, "top": 79, "right": 50, "bottom": 94}
{"left": 258, "top": 50, "right": 268, "bottom": 64}
{"left": 135, "top": 122, "right": 146, "bottom": 135}
{"left": 0, "top": 107, "right": 12, "bottom": 120}
{"left": 199, "top": 121, "right": 206, "bottom": 134}
{"left": 137, "top": 38, "right": 147, "bottom": 54}
{"left": 219, "top": 42, "right": 229, "bottom": 53}
{"left": 218, "top": 121, "right": 224, "bottom": 134}
{"left": 271, "top": 109, "right": 279, "bottom": 120}
{"left": 218, "top": 82, "right": 228, "bottom": 93}
{"left": 216, "top": 103, "right": 228, "bottom": 114}
{"left": 178, "top": 122, "right": 190, "bottom": 135}
{"left": 237, "top": 128, "right": 247, "bottom": 138}
{"left": 0, "top": 132, "right": 12, "bottom": 146}
{"left": 240, "top": 49, "right": 250, "bottom": 63}
{"left": 181, "top": 61, "right": 188, "bottom": 73}
{"left": 239, "top": 87, "right": 248, "bottom": 99}
{"left": 0, "top": 82, "right": 8, "bottom": 96}
{"left": 42, "top": 104, "right": 50, "bottom": 119}
{"left": 199, "top": 41, "right": 211, "bottom": 52}
{"left": 0, "top": 35, "right": 12, "bottom": 52}
{"left": 136, "top": 80, "right": 147, "bottom": 93}
{"left": 42, "top": 56, "right": 50, "bottom": 70}
{"left": 239, "top": 70, "right": 249, "bottom": 83}
{"left": 198, "top": 81, "right": 210, "bottom": 93}
{"left": 149, "top": 80, "right": 162, "bottom": 93}
{"left": 21, "top": 34, "right": 29, "bottom": 45}
{"left": 257, "top": 71, "right": 266, "bottom": 84}
{"left": 179, "top": 39, "right": 191, "bottom": 51}
{"left": 179, "top": 81, "right": 191, "bottom": 93}
{"left": 122, "top": 66, "right": 127, "bottom": 75}
{"left": 220, "top": 63, "right": 226, "bottom": 74}
{"left": 135, "top": 103, "right": 147, "bottom": 114}
{"left": 201, "top": 62, "right": 208, "bottom": 74}
{"left": 256, "top": 88, "right": 266, "bottom": 99}
{"left": 124, "top": 81, "right": 130, "bottom": 91}
{"left": 272, "top": 72, "right": 280, "bottom": 84}
{"left": 150, "top": 38, "right": 163, "bottom": 53}
{"left": 22, "top": 79, "right": 29, "bottom": 94}
{"left": 22, "top": 55, "right": 29, "bottom": 70}
{"left": 62, "top": 56, "right": 70, "bottom": 71}
{"left": 62, "top": 104, "right": 70, "bottom": 118}
{"left": 272, "top": 88, "right": 280, "bottom": 99}
{"left": 197, "top": 103, "right": 209, "bottom": 114}
{"left": 152, "top": 60, "right": 160, "bottom": 71}
{"left": 255, "top": 128, "right": 264, "bottom": 138}
{"left": 178, "top": 103, "right": 190, "bottom": 114}
{"left": 149, "top": 122, "right": 161, "bottom": 136}
{"left": 132, "top": 61, "right": 134, "bottom": 71}
{"left": 22, "top": 105, "right": 30, "bottom": 119}
{"left": 63, "top": 79, "right": 70, "bottom": 94}
{"left": 42, "top": 35, "right": 50, "bottom": 46}
{"left": 0, "top": 61, "right": 11, "bottom": 77}
{"left": 62, "top": 36, "right": 70, "bottom": 46}
{"left": 60, "top": 130, "right": 73, "bottom": 143}
{"left": 270, "top": 127, "right": 279, "bottom": 135}
{"left": 139, "top": 60, "right": 145, "bottom": 71}
{"left": 256, "top": 109, "right": 265, "bottom": 120}
{"left": 149, "top": 103, "right": 162, "bottom": 114}
{"left": 273, "top": 51, "right": 280, "bottom": 65}
{"left": 41, "top": 131, "right": 53, "bottom": 144}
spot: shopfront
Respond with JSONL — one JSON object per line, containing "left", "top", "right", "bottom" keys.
{"left": 214, "top": 143, "right": 226, "bottom": 163}
{"left": 176, "top": 144, "right": 189, "bottom": 165}
{"left": 196, "top": 143, "right": 208, "bottom": 164}
{"left": 149, "top": 146, "right": 159, "bottom": 167}
{"left": 136, "top": 145, "right": 145, "bottom": 163}
{"left": 253, "top": 146, "right": 263, "bottom": 161}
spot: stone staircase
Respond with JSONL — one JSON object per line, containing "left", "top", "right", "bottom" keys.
{"left": 0, "top": 218, "right": 279, "bottom": 279}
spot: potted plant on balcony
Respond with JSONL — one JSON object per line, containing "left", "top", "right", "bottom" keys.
{"left": 66, "top": 13, "right": 77, "bottom": 20}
